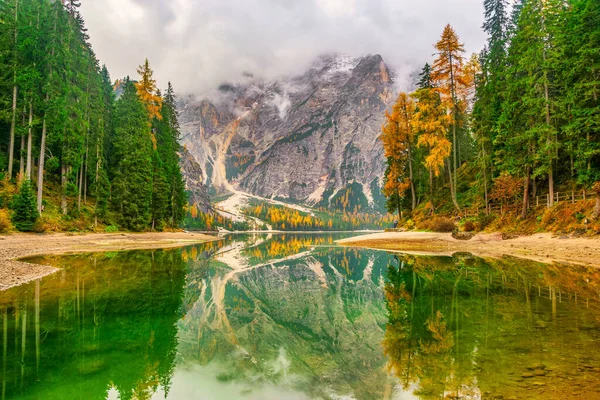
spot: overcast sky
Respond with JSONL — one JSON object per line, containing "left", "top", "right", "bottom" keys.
{"left": 80, "top": 0, "right": 486, "bottom": 96}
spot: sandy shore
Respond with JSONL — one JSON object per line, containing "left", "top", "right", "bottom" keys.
{"left": 0, "top": 231, "right": 219, "bottom": 291}
{"left": 338, "top": 231, "right": 600, "bottom": 267}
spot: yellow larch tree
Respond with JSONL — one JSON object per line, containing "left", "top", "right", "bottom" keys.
{"left": 136, "top": 59, "right": 163, "bottom": 121}
{"left": 380, "top": 92, "right": 415, "bottom": 217}
{"left": 411, "top": 87, "right": 452, "bottom": 209}
{"left": 459, "top": 53, "right": 480, "bottom": 111}
{"left": 431, "top": 24, "right": 467, "bottom": 212}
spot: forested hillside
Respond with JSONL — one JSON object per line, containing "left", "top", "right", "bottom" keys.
{"left": 0, "top": 0, "right": 186, "bottom": 232}
{"left": 382, "top": 0, "right": 600, "bottom": 232}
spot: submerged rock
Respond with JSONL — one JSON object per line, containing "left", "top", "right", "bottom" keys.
{"left": 527, "top": 363, "right": 546, "bottom": 370}
{"left": 452, "top": 232, "right": 474, "bottom": 240}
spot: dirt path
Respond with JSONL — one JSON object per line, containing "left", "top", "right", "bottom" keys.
{"left": 338, "top": 231, "right": 600, "bottom": 267}
{"left": 0, "top": 231, "right": 219, "bottom": 291}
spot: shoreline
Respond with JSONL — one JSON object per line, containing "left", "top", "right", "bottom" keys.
{"left": 0, "top": 232, "right": 220, "bottom": 291}
{"left": 337, "top": 231, "right": 600, "bottom": 267}
{"left": 4, "top": 229, "right": 599, "bottom": 292}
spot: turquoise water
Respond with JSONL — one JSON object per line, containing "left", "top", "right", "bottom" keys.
{"left": 1, "top": 233, "right": 599, "bottom": 399}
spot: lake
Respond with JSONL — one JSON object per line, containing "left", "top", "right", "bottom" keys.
{"left": 1, "top": 233, "right": 599, "bottom": 399}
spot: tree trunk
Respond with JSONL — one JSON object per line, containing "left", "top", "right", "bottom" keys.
{"left": 61, "top": 164, "right": 67, "bottom": 215}
{"left": 95, "top": 123, "right": 101, "bottom": 184}
{"left": 84, "top": 147, "right": 88, "bottom": 205}
{"left": 521, "top": 166, "right": 530, "bottom": 219}
{"left": 36, "top": 2, "right": 57, "bottom": 211}
{"left": 19, "top": 131, "right": 25, "bottom": 181}
{"left": 37, "top": 115, "right": 47, "bottom": 213}
{"left": 429, "top": 167, "right": 433, "bottom": 198}
{"left": 543, "top": 62, "right": 554, "bottom": 207}
{"left": 77, "top": 164, "right": 83, "bottom": 212}
{"left": 7, "top": 0, "right": 19, "bottom": 180}
{"left": 594, "top": 182, "right": 600, "bottom": 219}
{"left": 82, "top": 70, "right": 91, "bottom": 207}
{"left": 446, "top": 159, "right": 460, "bottom": 212}
{"left": 548, "top": 164, "right": 554, "bottom": 208}
{"left": 482, "top": 143, "right": 489, "bottom": 215}
{"left": 448, "top": 53, "right": 458, "bottom": 195}
{"left": 8, "top": 85, "right": 18, "bottom": 180}
{"left": 26, "top": 101, "right": 33, "bottom": 180}
{"left": 408, "top": 144, "right": 416, "bottom": 211}
{"left": 453, "top": 121, "right": 458, "bottom": 193}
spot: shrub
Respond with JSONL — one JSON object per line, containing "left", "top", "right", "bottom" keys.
{"left": 429, "top": 217, "right": 456, "bottom": 232}
{"left": 490, "top": 174, "right": 524, "bottom": 206}
{"left": 64, "top": 218, "right": 89, "bottom": 232}
{"left": 33, "top": 221, "right": 47, "bottom": 233}
{"left": 477, "top": 213, "right": 494, "bottom": 230}
{"left": 463, "top": 220, "right": 476, "bottom": 232}
{"left": 0, "top": 209, "right": 12, "bottom": 233}
{"left": 105, "top": 225, "right": 119, "bottom": 233}
{"left": 11, "top": 180, "right": 39, "bottom": 232}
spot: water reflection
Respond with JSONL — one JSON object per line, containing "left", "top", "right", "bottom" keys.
{"left": 176, "top": 233, "right": 394, "bottom": 399}
{"left": 0, "top": 250, "right": 187, "bottom": 400}
{"left": 383, "top": 254, "right": 600, "bottom": 399}
{"left": 0, "top": 235, "right": 599, "bottom": 399}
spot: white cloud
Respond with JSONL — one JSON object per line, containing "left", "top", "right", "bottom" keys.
{"left": 80, "top": 0, "right": 486, "bottom": 95}
{"left": 316, "top": 0, "right": 357, "bottom": 17}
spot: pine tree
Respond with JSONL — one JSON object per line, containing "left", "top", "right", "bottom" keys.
{"left": 472, "top": 0, "right": 509, "bottom": 212}
{"left": 496, "top": 0, "right": 563, "bottom": 213}
{"left": 11, "top": 179, "right": 38, "bottom": 231}
{"left": 150, "top": 151, "right": 169, "bottom": 230}
{"left": 110, "top": 80, "right": 153, "bottom": 231}
{"left": 89, "top": 65, "right": 113, "bottom": 224}
{"left": 561, "top": 0, "right": 600, "bottom": 191}
{"left": 417, "top": 63, "right": 434, "bottom": 89}
{"left": 4, "top": 0, "right": 19, "bottom": 180}
{"left": 155, "top": 82, "right": 187, "bottom": 227}
{"left": 0, "top": 1, "right": 186, "bottom": 232}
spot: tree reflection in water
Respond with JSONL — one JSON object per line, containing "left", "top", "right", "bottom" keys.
{"left": 2, "top": 236, "right": 600, "bottom": 400}
{"left": 383, "top": 253, "right": 600, "bottom": 399}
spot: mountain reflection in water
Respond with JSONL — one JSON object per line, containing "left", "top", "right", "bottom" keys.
{"left": 0, "top": 233, "right": 598, "bottom": 399}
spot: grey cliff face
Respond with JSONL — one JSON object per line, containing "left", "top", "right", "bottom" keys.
{"left": 179, "top": 54, "right": 394, "bottom": 211}
{"left": 179, "top": 147, "right": 211, "bottom": 213}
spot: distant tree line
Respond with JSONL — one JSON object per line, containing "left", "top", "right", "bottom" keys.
{"left": 0, "top": 0, "right": 186, "bottom": 231}
{"left": 381, "top": 0, "right": 600, "bottom": 220}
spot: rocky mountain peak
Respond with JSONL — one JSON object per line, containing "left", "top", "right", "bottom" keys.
{"left": 179, "top": 54, "right": 395, "bottom": 213}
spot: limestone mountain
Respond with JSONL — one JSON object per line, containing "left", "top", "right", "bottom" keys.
{"left": 179, "top": 54, "right": 395, "bottom": 212}
{"left": 179, "top": 146, "right": 211, "bottom": 213}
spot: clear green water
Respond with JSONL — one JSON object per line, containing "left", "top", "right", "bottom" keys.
{"left": 1, "top": 233, "right": 600, "bottom": 399}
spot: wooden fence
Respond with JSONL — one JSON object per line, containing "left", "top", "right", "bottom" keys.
{"left": 461, "top": 189, "right": 593, "bottom": 218}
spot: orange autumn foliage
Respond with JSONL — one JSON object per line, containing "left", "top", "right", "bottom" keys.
{"left": 411, "top": 88, "right": 451, "bottom": 177}
{"left": 380, "top": 93, "right": 415, "bottom": 201}
{"left": 431, "top": 24, "right": 469, "bottom": 112}
{"left": 135, "top": 59, "right": 163, "bottom": 122}
{"left": 489, "top": 174, "right": 524, "bottom": 208}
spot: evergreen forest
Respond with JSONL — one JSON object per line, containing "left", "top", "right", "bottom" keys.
{"left": 0, "top": 0, "right": 186, "bottom": 232}
{"left": 381, "top": 0, "right": 600, "bottom": 231}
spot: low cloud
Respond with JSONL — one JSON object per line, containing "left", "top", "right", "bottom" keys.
{"left": 268, "top": 92, "right": 292, "bottom": 120}
{"left": 81, "top": 0, "right": 486, "bottom": 96}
